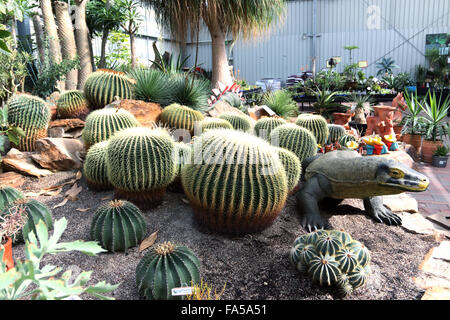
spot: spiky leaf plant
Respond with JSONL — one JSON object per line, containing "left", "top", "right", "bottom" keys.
{"left": 160, "top": 103, "right": 204, "bottom": 133}
{"left": 274, "top": 147, "right": 302, "bottom": 194}
{"left": 127, "top": 68, "right": 174, "bottom": 106}
{"left": 169, "top": 75, "right": 210, "bottom": 113}
{"left": 181, "top": 129, "right": 288, "bottom": 234}
{"left": 83, "top": 141, "right": 112, "bottom": 191}
{"left": 199, "top": 117, "right": 233, "bottom": 132}
{"left": 218, "top": 112, "right": 252, "bottom": 132}
{"left": 270, "top": 123, "right": 317, "bottom": 162}
{"left": 0, "top": 186, "right": 25, "bottom": 212}
{"left": 83, "top": 69, "right": 134, "bottom": 109}
{"left": 262, "top": 89, "right": 298, "bottom": 119}
{"left": 82, "top": 108, "right": 140, "bottom": 148}
{"left": 254, "top": 117, "right": 287, "bottom": 140}
{"left": 290, "top": 229, "right": 371, "bottom": 297}
{"left": 90, "top": 200, "right": 147, "bottom": 252}
{"left": 56, "top": 90, "right": 89, "bottom": 119}
{"left": 295, "top": 113, "right": 329, "bottom": 146}
{"left": 136, "top": 241, "right": 201, "bottom": 300}
{"left": 106, "top": 127, "right": 177, "bottom": 209}
{"left": 327, "top": 124, "right": 346, "bottom": 144}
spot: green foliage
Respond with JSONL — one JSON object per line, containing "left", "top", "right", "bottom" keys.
{"left": 90, "top": 200, "right": 147, "bottom": 252}
{"left": 83, "top": 141, "right": 112, "bottom": 190}
{"left": 94, "top": 31, "right": 131, "bottom": 71}
{"left": 274, "top": 146, "right": 302, "bottom": 193}
{"left": 136, "top": 241, "right": 201, "bottom": 300}
{"left": 200, "top": 117, "right": 233, "bottom": 131}
{"left": 0, "top": 105, "right": 25, "bottom": 157}
{"left": 0, "top": 29, "right": 10, "bottom": 55}
{"left": 219, "top": 92, "right": 244, "bottom": 109}
{"left": 218, "top": 112, "right": 252, "bottom": 132}
{"left": 0, "top": 43, "right": 32, "bottom": 101}
{"left": 419, "top": 90, "right": 450, "bottom": 141}
{"left": 295, "top": 114, "right": 329, "bottom": 146}
{"left": 311, "top": 89, "right": 348, "bottom": 120}
{"left": 150, "top": 45, "right": 190, "bottom": 75}
{"left": 160, "top": 103, "right": 205, "bottom": 132}
{"left": 376, "top": 57, "right": 399, "bottom": 77}
{"left": 382, "top": 73, "right": 411, "bottom": 92}
{"left": 181, "top": 129, "right": 288, "bottom": 234}
{"left": 400, "top": 90, "right": 425, "bottom": 135}
{"left": 262, "top": 89, "right": 297, "bottom": 119}
{"left": 254, "top": 117, "right": 287, "bottom": 140}
{"left": 343, "top": 63, "right": 360, "bottom": 82}
{"left": 0, "top": 217, "right": 119, "bottom": 300}
{"left": 169, "top": 74, "right": 210, "bottom": 112}
{"left": 0, "top": 186, "right": 24, "bottom": 212}
{"left": 434, "top": 145, "right": 449, "bottom": 157}
{"left": 290, "top": 229, "right": 371, "bottom": 296}
{"left": 327, "top": 124, "right": 346, "bottom": 144}
{"left": 56, "top": 90, "right": 89, "bottom": 119}
{"left": 86, "top": 0, "right": 123, "bottom": 38}
{"left": 127, "top": 67, "right": 174, "bottom": 106}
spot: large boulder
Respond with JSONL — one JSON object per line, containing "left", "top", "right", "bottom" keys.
{"left": 31, "top": 138, "right": 84, "bottom": 171}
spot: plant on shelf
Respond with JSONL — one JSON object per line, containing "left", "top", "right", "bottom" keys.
{"left": 262, "top": 89, "right": 298, "bottom": 119}
{"left": 311, "top": 88, "right": 348, "bottom": 120}
{"left": 0, "top": 217, "right": 119, "bottom": 300}
{"left": 375, "top": 57, "right": 399, "bottom": 77}
{"left": 415, "top": 65, "right": 427, "bottom": 88}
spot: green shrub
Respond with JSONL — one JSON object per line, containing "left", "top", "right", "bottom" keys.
{"left": 169, "top": 75, "right": 210, "bottom": 113}
{"left": 262, "top": 90, "right": 297, "bottom": 119}
{"left": 127, "top": 68, "right": 174, "bottom": 106}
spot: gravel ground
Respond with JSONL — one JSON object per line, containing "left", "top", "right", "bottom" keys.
{"left": 11, "top": 170, "right": 437, "bottom": 300}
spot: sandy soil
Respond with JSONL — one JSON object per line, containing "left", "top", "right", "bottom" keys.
{"left": 11, "top": 170, "right": 437, "bottom": 300}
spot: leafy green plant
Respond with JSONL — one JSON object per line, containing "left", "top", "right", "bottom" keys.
{"left": 311, "top": 88, "right": 348, "bottom": 120}
{"left": 0, "top": 106, "right": 25, "bottom": 160}
{"left": 169, "top": 74, "right": 210, "bottom": 112}
{"left": 434, "top": 145, "right": 449, "bottom": 157}
{"left": 150, "top": 45, "right": 191, "bottom": 75}
{"left": 127, "top": 67, "right": 174, "bottom": 106}
{"left": 375, "top": 57, "right": 399, "bottom": 77}
{"left": 94, "top": 31, "right": 131, "bottom": 71}
{"left": 419, "top": 91, "right": 450, "bottom": 142}
{"left": 0, "top": 29, "right": 11, "bottom": 55}
{"left": 343, "top": 63, "right": 359, "bottom": 82}
{"left": 0, "top": 217, "right": 119, "bottom": 300}
{"left": 0, "top": 45, "right": 32, "bottom": 102}
{"left": 262, "top": 90, "right": 298, "bottom": 119}
{"left": 343, "top": 45, "right": 359, "bottom": 65}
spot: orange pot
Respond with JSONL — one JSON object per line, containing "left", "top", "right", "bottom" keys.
{"left": 1, "top": 237, "right": 14, "bottom": 270}
{"left": 402, "top": 134, "right": 422, "bottom": 152}
{"left": 421, "top": 140, "right": 443, "bottom": 163}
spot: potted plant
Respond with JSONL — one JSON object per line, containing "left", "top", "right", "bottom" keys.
{"left": 346, "top": 93, "right": 373, "bottom": 135}
{"left": 0, "top": 204, "right": 28, "bottom": 270}
{"left": 400, "top": 90, "right": 425, "bottom": 152}
{"left": 419, "top": 91, "right": 450, "bottom": 163}
{"left": 311, "top": 88, "right": 348, "bottom": 121}
{"left": 433, "top": 145, "right": 449, "bottom": 168}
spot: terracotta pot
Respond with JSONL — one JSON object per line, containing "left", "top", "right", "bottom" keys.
{"left": 421, "top": 140, "right": 443, "bottom": 163}
{"left": 402, "top": 134, "right": 422, "bottom": 152}
{"left": 1, "top": 236, "right": 14, "bottom": 270}
{"left": 332, "top": 112, "right": 353, "bottom": 128}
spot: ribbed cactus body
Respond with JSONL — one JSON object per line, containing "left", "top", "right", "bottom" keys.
{"left": 339, "top": 134, "right": 357, "bottom": 147}
{"left": 56, "top": 90, "right": 89, "bottom": 118}
{"left": 90, "top": 200, "right": 147, "bottom": 252}
{"left": 0, "top": 186, "right": 25, "bottom": 212}
{"left": 160, "top": 104, "right": 204, "bottom": 133}
{"left": 327, "top": 124, "right": 346, "bottom": 144}
{"left": 82, "top": 108, "right": 140, "bottom": 148}
{"left": 290, "top": 230, "right": 371, "bottom": 296}
{"left": 83, "top": 69, "right": 134, "bottom": 109}
{"left": 169, "top": 142, "right": 193, "bottom": 193}
{"left": 200, "top": 117, "right": 233, "bottom": 132}
{"left": 6, "top": 94, "right": 51, "bottom": 151}
{"left": 106, "top": 127, "right": 176, "bottom": 208}
{"left": 181, "top": 129, "right": 288, "bottom": 234}
{"left": 218, "top": 112, "right": 252, "bottom": 132}
{"left": 83, "top": 141, "right": 112, "bottom": 191}
{"left": 274, "top": 147, "right": 302, "bottom": 194}
{"left": 254, "top": 117, "right": 287, "bottom": 140}
{"left": 136, "top": 242, "right": 201, "bottom": 300}
{"left": 270, "top": 124, "right": 317, "bottom": 163}
{"left": 295, "top": 114, "right": 329, "bottom": 146}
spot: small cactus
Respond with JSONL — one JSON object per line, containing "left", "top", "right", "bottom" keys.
{"left": 270, "top": 123, "right": 317, "bottom": 162}
{"left": 90, "top": 200, "right": 147, "bottom": 252}
{"left": 160, "top": 104, "right": 204, "bottom": 134}
{"left": 56, "top": 90, "right": 89, "bottom": 119}
{"left": 218, "top": 112, "right": 252, "bottom": 132}
{"left": 295, "top": 114, "right": 329, "bottom": 146}
{"left": 274, "top": 147, "right": 302, "bottom": 194}
{"left": 0, "top": 186, "right": 25, "bottom": 212}
{"left": 199, "top": 117, "right": 233, "bottom": 132}
{"left": 83, "top": 141, "right": 112, "bottom": 191}
{"left": 339, "top": 134, "right": 357, "bottom": 147}
{"left": 327, "top": 124, "right": 346, "bottom": 144}
{"left": 254, "top": 117, "right": 287, "bottom": 140}
{"left": 136, "top": 241, "right": 201, "bottom": 300}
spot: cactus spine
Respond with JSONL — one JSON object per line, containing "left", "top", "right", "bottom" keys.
{"left": 0, "top": 186, "right": 25, "bottom": 212}
{"left": 295, "top": 114, "right": 329, "bottom": 146}
{"left": 327, "top": 124, "right": 346, "bottom": 144}
{"left": 199, "top": 117, "right": 233, "bottom": 132}
{"left": 56, "top": 90, "right": 89, "bottom": 119}
{"left": 181, "top": 129, "right": 288, "bottom": 234}
{"left": 160, "top": 104, "right": 204, "bottom": 133}
{"left": 136, "top": 241, "right": 201, "bottom": 300}
{"left": 218, "top": 112, "right": 252, "bottom": 132}
{"left": 270, "top": 124, "right": 317, "bottom": 162}
{"left": 83, "top": 141, "right": 112, "bottom": 191}
{"left": 274, "top": 147, "right": 302, "bottom": 194}
{"left": 90, "top": 200, "right": 147, "bottom": 252}
{"left": 254, "top": 117, "right": 287, "bottom": 140}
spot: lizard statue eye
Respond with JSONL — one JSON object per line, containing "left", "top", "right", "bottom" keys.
{"left": 389, "top": 169, "right": 404, "bottom": 179}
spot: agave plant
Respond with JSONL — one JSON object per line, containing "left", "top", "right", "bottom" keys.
{"left": 169, "top": 74, "right": 211, "bottom": 112}
{"left": 419, "top": 91, "right": 450, "bottom": 142}
{"left": 262, "top": 90, "right": 298, "bottom": 119}
{"left": 400, "top": 90, "right": 425, "bottom": 135}
{"left": 127, "top": 68, "right": 174, "bottom": 106}
{"left": 311, "top": 88, "right": 348, "bottom": 120}
{"left": 376, "top": 57, "right": 399, "bottom": 77}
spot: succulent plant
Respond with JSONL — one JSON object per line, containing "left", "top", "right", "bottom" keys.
{"left": 274, "top": 147, "right": 302, "bottom": 194}
{"left": 6, "top": 93, "right": 51, "bottom": 151}
{"left": 160, "top": 103, "right": 204, "bottom": 133}
{"left": 56, "top": 90, "right": 89, "bottom": 119}
{"left": 90, "top": 200, "right": 147, "bottom": 252}
{"left": 199, "top": 117, "right": 233, "bottom": 132}
{"left": 181, "top": 129, "right": 288, "bottom": 234}
{"left": 83, "top": 141, "right": 112, "bottom": 191}
{"left": 82, "top": 108, "right": 140, "bottom": 148}
{"left": 0, "top": 186, "right": 25, "bottom": 212}
{"left": 327, "top": 124, "right": 346, "bottom": 144}
{"left": 106, "top": 127, "right": 176, "bottom": 209}
{"left": 339, "top": 134, "right": 357, "bottom": 147}
{"left": 1, "top": 198, "right": 53, "bottom": 243}
{"left": 218, "top": 112, "right": 252, "bottom": 132}
{"left": 83, "top": 69, "right": 134, "bottom": 109}
{"left": 270, "top": 123, "right": 317, "bottom": 163}
{"left": 290, "top": 229, "right": 371, "bottom": 297}
{"left": 136, "top": 241, "right": 201, "bottom": 300}
{"left": 295, "top": 114, "right": 329, "bottom": 146}
{"left": 254, "top": 117, "right": 287, "bottom": 140}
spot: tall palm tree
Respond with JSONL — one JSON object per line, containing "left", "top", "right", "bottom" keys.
{"left": 144, "top": 0, "right": 285, "bottom": 89}
{"left": 74, "top": 0, "right": 93, "bottom": 89}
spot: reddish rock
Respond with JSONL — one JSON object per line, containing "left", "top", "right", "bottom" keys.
{"left": 49, "top": 118, "right": 85, "bottom": 131}
{"left": 110, "top": 99, "right": 162, "bottom": 127}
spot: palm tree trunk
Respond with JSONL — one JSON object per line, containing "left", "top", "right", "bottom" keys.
{"left": 74, "top": 0, "right": 93, "bottom": 90}
{"left": 54, "top": 1, "right": 78, "bottom": 90}
{"left": 32, "top": 14, "right": 45, "bottom": 71}
{"left": 130, "top": 31, "right": 137, "bottom": 68}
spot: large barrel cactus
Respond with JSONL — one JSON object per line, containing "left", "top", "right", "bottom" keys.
{"left": 56, "top": 90, "right": 89, "bottom": 119}
{"left": 82, "top": 108, "right": 140, "bottom": 148}
{"left": 274, "top": 147, "right": 302, "bottom": 194}
{"left": 90, "top": 200, "right": 147, "bottom": 252}
{"left": 218, "top": 112, "right": 252, "bottom": 132}
{"left": 254, "top": 117, "right": 287, "bottom": 140}
{"left": 136, "top": 241, "right": 201, "bottom": 300}
{"left": 181, "top": 129, "right": 288, "bottom": 234}
{"left": 83, "top": 141, "right": 112, "bottom": 191}
{"left": 270, "top": 124, "right": 317, "bottom": 163}
{"left": 295, "top": 114, "right": 329, "bottom": 146}
{"left": 199, "top": 117, "right": 233, "bottom": 132}
{"left": 83, "top": 69, "right": 134, "bottom": 109}
{"left": 106, "top": 127, "right": 177, "bottom": 209}
{"left": 327, "top": 124, "right": 346, "bottom": 144}
{"left": 290, "top": 229, "right": 371, "bottom": 297}
{"left": 6, "top": 93, "right": 51, "bottom": 151}
{"left": 0, "top": 186, "right": 25, "bottom": 212}
{"left": 1, "top": 198, "right": 53, "bottom": 243}
{"left": 160, "top": 103, "right": 204, "bottom": 134}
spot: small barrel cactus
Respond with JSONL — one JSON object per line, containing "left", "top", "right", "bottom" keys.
{"left": 218, "top": 112, "right": 252, "bottom": 132}
{"left": 274, "top": 147, "right": 302, "bottom": 194}
{"left": 106, "top": 127, "right": 176, "bottom": 209}
{"left": 181, "top": 129, "right": 288, "bottom": 234}
{"left": 1, "top": 198, "right": 53, "bottom": 243}
{"left": 339, "top": 134, "right": 357, "bottom": 147}
{"left": 83, "top": 69, "right": 134, "bottom": 109}
{"left": 136, "top": 241, "right": 201, "bottom": 300}
{"left": 83, "top": 141, "right": 112, "bottom": 191}
{"left": 0, "top": 186, "right": 25, "bottom": 212}
{"left": 199, "top": 117, "right": 233, "bottom": 132}
{"left": 56, "top": 90, "right": 89, "bottom": 119}
{"left": 160, "top": 104, "right": 204, "bottom": 133}
{"left": 295, "top": 114, "right": 329, "bottom": 146}
{"left": 290, "top": 229, "right": 371, "bottom": 297}
{"left": 327, "top": 124, "right": 346, "bottom": 144}
{"left": 90, "top": 200, "right": 147, "bottom": 252}
{"left": 6, "top": 93, "right": 51, "bottom": 151}
{"left": 270, "top": 123, "right": 317, "bottom": 163}
{"left": 254, "top": 117, "right": 287, "bottom": 140}
{"left": 82, "top": 108, "right": 140, "bottom": 148}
